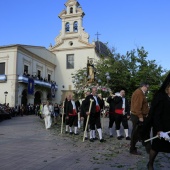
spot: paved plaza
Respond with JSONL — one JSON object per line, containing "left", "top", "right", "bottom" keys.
{"left": 0, "top": 115, "right": 169, "bottom": 170}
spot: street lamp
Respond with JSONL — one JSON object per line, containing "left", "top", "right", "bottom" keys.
{"left": 98, "top": 79, "right": 101, "bottom": 84}
{"left": 105, "top": 72, "right": 111, "bottom": 84}
{"left": 4, "top": 91, "right": 8, "bottom": 104}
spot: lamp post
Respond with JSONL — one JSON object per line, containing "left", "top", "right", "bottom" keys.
{"left": 4, "top": 91, "right": 8, "bottom": 105}
{"left": 105, "top": 72, "right": 111, "bottom": 84}
{"left": 98, "top": 79, "right": 101, "bottom": 84}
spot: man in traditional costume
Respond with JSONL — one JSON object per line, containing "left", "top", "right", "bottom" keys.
{"left": 64, "top": 97, "right": 69, "bottom": 133}
{"left": 112, "top": 91, "right": 130, "bottom": 140}
{"left": 107, "top": 92, "right": 116, "bottom": 137}
{"left": 66, "top": 95, "right": 79, "bottom": 135}
{"left": 84, "top": 87, "right": 106, "bottom": 142}
{"left": 81, "top": 91, "right": 90, "bottom": 140}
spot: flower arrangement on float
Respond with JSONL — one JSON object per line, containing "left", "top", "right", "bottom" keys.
{"left": 73, "top": 83, "right": 112, "bottom": 99}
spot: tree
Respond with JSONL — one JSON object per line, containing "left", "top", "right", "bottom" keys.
{"left": 71, "top": 46, "right": 168, "bottom": 102}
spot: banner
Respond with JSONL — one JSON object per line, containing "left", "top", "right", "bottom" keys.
{"left": 51, "top": 83, "right": 56, "bottom": 98}
{"left": 28, "top": 77, "right": 34, "bottom": 95}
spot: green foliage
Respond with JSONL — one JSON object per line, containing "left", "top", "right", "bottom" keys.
{"left": 72, "top": 46, "right": 169, "bottom": 102}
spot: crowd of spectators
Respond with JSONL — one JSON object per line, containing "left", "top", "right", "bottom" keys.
{"left": 0, "top": 103, "right": 13, "bottom": 122}
{"left": 0, "top": 103, "right": 41, "bottom": 122}
{"left": 22, "top": 71, "right": 57, "bottom": 85}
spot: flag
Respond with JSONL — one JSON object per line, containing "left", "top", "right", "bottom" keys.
{"left": 28, "top": 77, "right": 34, "bottom": 95}
{"left": 51, "top": 83, "right": 56, "bottom": 98}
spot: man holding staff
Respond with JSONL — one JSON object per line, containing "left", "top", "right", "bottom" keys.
{"left": 81, "top": 91, "right": 90, "bottom": 140}
{"left": 84, "top": 87, "right": 106, "bottom": 142}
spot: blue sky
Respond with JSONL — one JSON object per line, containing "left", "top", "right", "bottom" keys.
{"left": 0, "top": 0, "right": 170, "bottom": 70}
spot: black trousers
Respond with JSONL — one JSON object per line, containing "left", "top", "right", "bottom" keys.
{"left": 89, "top": 112, "right": 101, "bottom": 130}
{"left": 109, "top": 114, "right": 115, "bottom": 128}
{"left": 69, "top": 115, "right": 78, "bottom": 127}
{"left": 114, "top": 113, "right": 129, "bottom": 130}
{"left": 64, "top": 114, "right": 69, "bottom": 125}
{"left": 130, "top": 114, "right": 151, "bottom": 152}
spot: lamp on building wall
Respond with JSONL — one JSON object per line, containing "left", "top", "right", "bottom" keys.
{"left": 4, "top": 91, "right": 8, "bottom": 104}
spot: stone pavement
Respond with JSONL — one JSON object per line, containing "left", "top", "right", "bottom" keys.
{"left": 0, "top": 115, "right": 169, "bottom": 170}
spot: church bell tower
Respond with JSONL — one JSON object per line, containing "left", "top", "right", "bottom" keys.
{"left": 55, "top": 0, "right": 90, "bottom": 46}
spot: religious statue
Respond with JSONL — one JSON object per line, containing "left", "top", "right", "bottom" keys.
{"left": 87, "top": 58, "right": 95, "bottom": 83}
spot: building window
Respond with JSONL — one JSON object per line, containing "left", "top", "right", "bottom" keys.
{"left": 37, "top": 70, "right": 41, "bottom": 79}
{"left": 65, "top": 22, "right": 70, "bottom": 32}
{"left": 24, "top": 65, "right": 28, "bottom": 74}
{"left": 70, "top": 7, "right": 73, "bottom": 13}
{"left": 48, "top": 74, "right": 51, "bottom": 82}
{"left": 0, "top": 62, "right": 5, "bottom": 74}
{"left": 66, "top": 54, "right": 74, "bottom": 69}
{"left": 73, "top": 21, "right": 78, "bottom": 32}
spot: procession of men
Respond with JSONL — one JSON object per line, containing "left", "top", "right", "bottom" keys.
{"left": 41, "top": 86, "right": 132, "bottom": 145}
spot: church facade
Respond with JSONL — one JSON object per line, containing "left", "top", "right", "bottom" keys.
{"left": 0, "top": 0, "right": 100, "bottom": 107}
{"left": 50, "top": 0, "right": 100, "bottom": 102}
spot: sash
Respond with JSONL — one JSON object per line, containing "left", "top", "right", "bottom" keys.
{"left": 96, "top": 105, "right": 100, "bottom": 112}
{"left": 115, "top": 108, "right": 124, "bottom": 114}
{"left": 69, "top": 109, "right": 77, "bottom": 116}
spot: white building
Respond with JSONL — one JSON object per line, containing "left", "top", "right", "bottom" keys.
{"left": 0, "top": 45, "right": 57, "bottom": 106}
{"left": 0, "top": 0, "right": 106, "bottom": 107}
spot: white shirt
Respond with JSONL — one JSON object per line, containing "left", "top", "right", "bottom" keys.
{"left": 93, "top": 96, "right": 99, "bottom": 105}
{"left": 71, "top": 100, "right": 76, "bottom": 109}
{"left": 122, "top": 97, "right": 125, "bottom": 109}
{"left": 43, "top": 105, "right": 50, "bottom": 116}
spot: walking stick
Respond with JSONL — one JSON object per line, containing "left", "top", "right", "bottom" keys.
{"left": 102, "top": 109, "right": 106, "bottom": 131}
{"left": 83, "top": 99, "right": 93, "bottom": 142}
{"left": 61, "top": 101, "right": 65, "bottom": 134}
{"left": 78, "top": 112, "right": 81, "bottom": 128}
{"left": 144, "top": 131, "right": 170, "bottom": 142}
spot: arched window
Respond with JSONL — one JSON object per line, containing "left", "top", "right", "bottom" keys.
{"left": 65, "top": 22, "right": 70, "bottom": 32}
{"left": 70, "top": 7, "right": 73, "bottom": 13}
{"left": 73, "top": 21, "right": 78, "bottom": 32}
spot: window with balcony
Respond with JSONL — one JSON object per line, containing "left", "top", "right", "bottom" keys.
{"left": 24, "top": 65, "right": 28, "bottom": 74}
{"left": 48, "top": 74, "right": 51, "bottom": 82}
{"left": 0, "top": 62, "right": 5, "bottom": 74}
{"left": 37, "top": 70, "right": 41, "bottom": 80}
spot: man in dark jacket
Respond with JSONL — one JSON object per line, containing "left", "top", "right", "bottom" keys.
{"left": 64, "top": 97, "right": 69, "bottom": 133}
{"left": 66, "top": 95, "right": 79, "bottom": 135}
{"left": 84, "top": 87, "right": 106, "bottom": 142}
{"left": 107, "top": 92, "right": 116, "bottom": 137}
{"left": 80, "top": 91, "right": 90, "bottom": 140}
{"left": 114, "top": 90, "right": 131, "bottom": 140}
